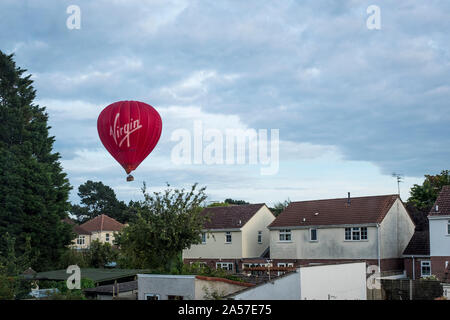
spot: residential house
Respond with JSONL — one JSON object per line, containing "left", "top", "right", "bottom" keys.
{"left": 404, "top": 186, "right": 450, "bottom": 284}
{"left": 182, "top": 204, "right": 276, "bottom": 273}
{"left": 227, "top": 262, "right": 367, "bottom": 300}
{"left": 68, "top": 214, "right": 125, "bottom": 250}
{"left": 137, "top": 274, "right": 254, "bottom": 300}
{"left": 268, "top": 194, "right": 415, "bottom": 272}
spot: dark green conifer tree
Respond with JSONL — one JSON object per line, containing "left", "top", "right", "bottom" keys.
{"left": 0, "top": 51, "right": 73, "bottom": 271}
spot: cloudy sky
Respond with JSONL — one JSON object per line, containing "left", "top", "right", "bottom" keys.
{"left": 1, "top": 0, "right": 449, "bottom": 206}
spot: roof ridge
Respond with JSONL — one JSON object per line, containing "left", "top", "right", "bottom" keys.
{"left": 289, "top": 194, "right": 399, "bottom": 204}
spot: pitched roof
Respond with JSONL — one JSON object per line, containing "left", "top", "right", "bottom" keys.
{"left": 62, "top": 217, "right": 90, "bottom": 235}
{"left": 79, "top": 214, "right": 125, "bottom": 233}
{"left": 403, "top": 230, "right": 430, "bottom": 256}
{"left": 269, "top": 194, "right": 400, "bottom": 228}
{"left": 73, "top": 224, "right": 90, "bottom": 235}
{"left": 429, "top": 185, "right": 450, "bottom": 216}
{"left": 202, "top": 204, "right": 266, "bottom": 229}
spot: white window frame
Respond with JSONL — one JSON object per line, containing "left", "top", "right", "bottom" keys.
{"left": 201, "top": 232, "right": 206, "bottom": 244}
{"left": 420, "top": 261, "right": 431, "bottom": 277}
{"left": 144, "top": 293, "right": 160, "bottom": 300}
{"left": 279, "top": 229, "right": 292, "bottom": 242}
{"left": 225, "top": 232, "right": 232, "bottom": 243}
{"left": 310, "top": 228, "right": 318, "bottom": 242}
{"left": 216, "top": 262, "right": 233, "bottom": 271}
{"left": 257, "top": 231, "right": 262, "bottom": 244}
{"left": 345, "top": 227, "right": 368, "bottom": 241}
{"left": 76, "top": 235, "right": 85, "bottom": 245}
{"left": 105, "top": 233, "right": 110, "bottom": 242}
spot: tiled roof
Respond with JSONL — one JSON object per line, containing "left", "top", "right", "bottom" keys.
{"left": 202, "top": 204, "right": 267, "bottom": 229}
{"left": 429, "top": 185, "right": 450, "bottom": 216}
{"left": 403, "top": 230, "right": 430, "bottom": 256}
{"left": 62, "top": 217, "right": 90, "bottom": 235}
{"left": 73, "top": 224, "right": 90, "bottom": 235}
{"left": 79, "top": 214, "right": 125, "bottom": 233}
{"left": 269, "top": 194, "right": 400, "bottom": 228}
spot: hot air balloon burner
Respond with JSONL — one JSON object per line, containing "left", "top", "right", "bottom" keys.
{"left": 126, "top": 175, "right": 134, "bottom": 182}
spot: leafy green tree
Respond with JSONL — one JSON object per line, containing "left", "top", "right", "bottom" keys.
{"left": 88, "top": 240, "right": 118, "bottom": 268}
{"left": 271, "top": 199, "right": 291, "bottom": 216}
{"left": 224, "top": 199, "right": 249, "bottom": 205}
{"left": 408, "top": 170, "right": 450, "bottom": 211}
{"left": 407, "top": 170, "right": 450, "bottom": 230}
{"left": 0, "top": 51, "right": 73, "bottom": 271}
{"left": 116, "top": 183, "right": 209, "bottom": 270}
{"left": 70, "top": 180, "right": 131, "bottom": 223}
{"left": 207, "top": 202, "right": 229, "bottom": 207}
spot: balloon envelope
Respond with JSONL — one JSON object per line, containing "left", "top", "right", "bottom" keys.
{"left": 97, "top": 101, "right": 162, "bottom": 175}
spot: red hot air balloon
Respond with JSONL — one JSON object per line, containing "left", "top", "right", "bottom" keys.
{"left": 97, "top": 101, "right": 162, "bottom": 181}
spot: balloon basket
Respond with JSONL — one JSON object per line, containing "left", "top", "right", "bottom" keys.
{"left": 126, "top": 175, "right": 134, "bottom": 182}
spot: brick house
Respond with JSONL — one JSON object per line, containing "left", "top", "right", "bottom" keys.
{"left": 182, "top": 204, "right": 276, "bottom": 273}
{"left": 404, "top": 186, "right": 450, "bottom": 283}
{"left": 268, "top": 194, "right": 415, "bottom": 272}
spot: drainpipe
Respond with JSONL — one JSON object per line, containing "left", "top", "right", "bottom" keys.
{"left": 376, "top": 224, "right": 381, "bottom": 273}
{"left": 412, "top": 256, "right": 415, "bottom": 280}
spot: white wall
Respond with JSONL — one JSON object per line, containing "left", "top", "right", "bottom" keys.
{"left": 241, "top": 206, "right": 275, "bottom": 258}
{"left": 137, "top": 275, "right": 196, "bottom": 300}
{"left": 429, "top": 217, "right": 450, "bottom": 256}
{"left": 231, "top": 263, "right": 367, "bottom": 300}
{"left": 380, "top": 198, "right": 415, "bottom": 258}
{"left": 183, "top": 230, "right": 243, "bottom": 259}
{"left": 298, "top": 262, "right": 367, "bottom": 300}
{"left": 232, "top": 272, "right": 301, "bottom": 300}
{"left": 270, "top": 227, "right": 378, "bottom": 260}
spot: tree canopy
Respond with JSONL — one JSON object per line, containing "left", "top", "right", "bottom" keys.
{"left": 0, "top": 51, "right": 73, "bottom": 271}
{"left": 407, "top": 170, "right": 450, "bottom": 230}
{"left": 116, "top": 183, "right": 209, "bottom": 271}
{"left": 70, "top": 180, "right": 131, "bottom": 223}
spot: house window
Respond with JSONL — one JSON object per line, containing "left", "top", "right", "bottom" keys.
{"left": 257, "top": 231, "right": 262, "bottom": 244}
{"left": 447, "top": 220, "right": 450, "bottom": 235}
{"left": 279, "top": 229, "right": 292, "bottom": 241}
{"left": 345, "top": 227, "right": 367, "bottom": 241}
{"left": 105, "top": 233, "right": 110, "bottom": 242}
{"left": 145, "top": 293, "right": 160, "bottom": 300}
{"left": 168, "top": 295, "right": 184, "bottom": 300}
{"left": 76, "top": 236, "right": 85, "bottom": 245}
{"left": 345, "top": 228, "right": 352, "bottom": 240}
{"left": 421, "top": 261, "right": 431, "bottom": 277}
{"left": 361, "top": 227, "right": 368, "bottom": 240}
{"left": 225, "top": 232, "right": 232, "bottom": 243}
{"left": 216, "top": 262, "right": 233, "bottom": 271}
{"left": 201, "top": 232, "right": 206, "bottom": 244}
{"left": 352, "top": 228, "right": 360, "bottom": 240}
{"left": 310, "top": 228, "right": 318, "bottom": 241}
